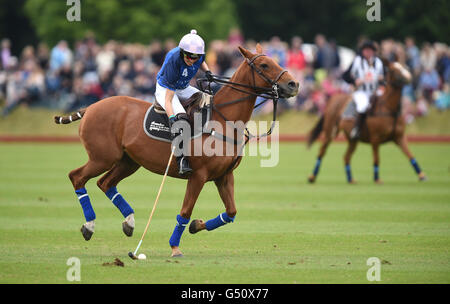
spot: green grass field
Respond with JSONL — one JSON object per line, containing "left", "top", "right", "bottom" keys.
{"left": 0, "top": 142, "right": 449, "bottom": 284}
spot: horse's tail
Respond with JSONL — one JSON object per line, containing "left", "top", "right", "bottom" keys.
{"left": 307, "top": 116, "right": 324, "bottom": 148}
{"left": 54, "top": 109, "right": 86, "bottom": 124}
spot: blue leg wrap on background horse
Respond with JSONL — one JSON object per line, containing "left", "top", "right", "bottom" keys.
{"left": 205, "top": 212, "right": 235, "bottom": 231}
{"left": 374, "top": 164, "right": 379, "bottom": 181}
{"left": 75, "top": 188, "right": 96, "bottom": 222}
{"left": 169, "top": 214, "right": 190, "bottom": 247}
{"left": 345, "top": 164, "right": 352, "bottom": 182}
{"left": 105, "top": 186, "right": 134, "bottom": 218}
{"left": 410, "top": 158, "right": 422, "bottom": 174}
{"left": 313, "top": 157, "right": 322, "bottom": 176}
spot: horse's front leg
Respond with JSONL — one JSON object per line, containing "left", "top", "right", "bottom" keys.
{"left": 308, "top": 136, "right": 331, "bottom": 183}
{"left": 169, "top": 171, "right": 207, "bottom": 257}
{"left": 395, "top": 135, "right": 427, "bottom": 181}
{"left": 189, "top": 171, "right": 236, "bottom": 234}
{"left": 344, "top": 140, "right": 358, "bottom": 184}
{"left": 371, "top": 141, "right": 382, "bottom": 184}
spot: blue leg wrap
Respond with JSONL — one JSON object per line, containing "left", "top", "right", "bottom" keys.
{"left": 105, "top": 186, "right": 134, "bottom": 218}
{"left": 345, "top": 164, "right": 352, "bottom": 182}
{"left": 205, "top": 212, "right": 235, "bottom": 231}
{"left": 374, "top": 164, "right": 379, "bottom": 181}
{"left": 410, "top": 158, "right": 422, "bottom": 174}
{"left": 313, "top": 157, "right": 322, "bottom": 176}
{"left": 75, "top": 188, "right": 96, "bottom": 222}
{"left": 169, "top": 215, "right": 190, "bottom": 247}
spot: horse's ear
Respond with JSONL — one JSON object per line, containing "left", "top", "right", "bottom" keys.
{"left": 255, "top": 43, "right": 263, "bottom": 54}
{"left": 238, "top": 46, "right": 253, "bottom": 59}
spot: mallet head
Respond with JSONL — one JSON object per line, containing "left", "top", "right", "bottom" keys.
{"left": 128, "top": 251, "right": 138, "bottom": 260}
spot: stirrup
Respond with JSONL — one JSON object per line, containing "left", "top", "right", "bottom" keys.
{"left": 177, "top": 156, "right": 193, "bottom": 177}
{"left": 350, "top": 127, "right": 360, "bottom": 140}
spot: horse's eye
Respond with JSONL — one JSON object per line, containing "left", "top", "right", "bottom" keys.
{"left": 260, "top": 63, "right": 269, "bottom": 70}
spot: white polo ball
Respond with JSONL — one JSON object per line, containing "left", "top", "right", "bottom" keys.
{"left": 138, "top": 253, "right": 147, "bottom": 260}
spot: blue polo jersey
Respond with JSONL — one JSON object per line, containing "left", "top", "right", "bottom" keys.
{"left": 157, "top": 47, "right": 204, "bottom": 91}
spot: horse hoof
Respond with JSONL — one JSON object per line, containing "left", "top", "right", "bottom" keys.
{"left": 80, "top": 225, "right": 94, "bottom": 241}
{"left": 419, "top": 173, "right": 427, "bottom": 181}
{"left": 122, "top": 214, "right": 134, "bottom": 237}
{"left": 308, "top": 176, "right": 316, "bottom": 183}
{"left": 171, "top": 247, "right": 184, "bottom": 258}
{"left": 122, "top": 222, "right": 134, "bottom": 237}
{"left": 189, "top": 219, "right": 204, "bottom": 234}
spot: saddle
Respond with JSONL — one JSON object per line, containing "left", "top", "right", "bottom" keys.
{"left": 143, "top": 92, "right": 212, "bottom": 142}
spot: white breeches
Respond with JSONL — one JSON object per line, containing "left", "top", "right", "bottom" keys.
{"left": 352, "top": 91, "right": 370, "bottom": 113}
{"left": 155, "top": 83, "right": 200, "bottom": 115}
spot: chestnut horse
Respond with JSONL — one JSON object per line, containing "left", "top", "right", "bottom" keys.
{"left": 54, "top": 44, "right": 299, "bottom": 257}
{"left": 307, "top": 61, "right": 426, "bottom": 184}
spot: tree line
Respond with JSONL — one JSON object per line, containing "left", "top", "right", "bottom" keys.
{"left": 1, "top": 0, "right": 448, "bottom": 55}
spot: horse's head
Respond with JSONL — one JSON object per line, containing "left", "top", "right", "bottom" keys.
{"left": 238, "top": 44, "right": 299, "bottom": 98}
{"left": 383, "top": 59, "right": 412, "bottom": 88}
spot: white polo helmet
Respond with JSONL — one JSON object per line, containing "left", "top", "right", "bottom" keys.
{"left": 179, "top": 29, "right": 205, "bottom": 55}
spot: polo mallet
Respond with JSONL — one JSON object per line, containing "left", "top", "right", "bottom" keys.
{"left": 128, "top": 145, "right": 176, "bottom": 260}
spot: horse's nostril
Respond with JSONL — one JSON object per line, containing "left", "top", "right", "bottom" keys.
{"left": 288, "top": 81, "right": 297, "bottom": 89}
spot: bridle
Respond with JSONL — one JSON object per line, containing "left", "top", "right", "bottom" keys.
{"left": 197, "top": 54, "right": 288, "bottom": 144}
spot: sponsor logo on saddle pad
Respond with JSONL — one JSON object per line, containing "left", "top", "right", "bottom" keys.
{"left": 149, "top": 121, "right": 170, "bottom": 133}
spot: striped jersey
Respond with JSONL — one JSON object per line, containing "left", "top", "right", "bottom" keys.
{"left": 350, "top": 55, "right": 384, "bottom": 94}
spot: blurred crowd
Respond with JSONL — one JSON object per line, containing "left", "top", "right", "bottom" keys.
{"left": 1, "top": 29, "right": 449, "bottom": 122}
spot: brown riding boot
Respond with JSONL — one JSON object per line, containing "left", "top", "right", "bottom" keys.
{"left": 350, "top": 113, "right": 366, "bottom": 140}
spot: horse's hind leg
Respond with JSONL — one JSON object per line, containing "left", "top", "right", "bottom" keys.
{"left": 69, "top": 159, "right": 115, "bottom": 240}
{"left": 189, "top": 172, "right": 236, "bottom": 234}
{"left": 97, "top": 153, "right": 141, "bottom": 236}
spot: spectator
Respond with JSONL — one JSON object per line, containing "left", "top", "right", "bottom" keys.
{"left": 287, "top": 36, "right": 306, "bottom": 81}
{"left": 228, "top": 27, "right": 244, "bottom": 47}
{"left": 2, "top": 60, "right": 44, "bottom": 116}
{"left": 37, "top": 43, "right": 50, "bottom": 70}
{"left": 313, "top": 34, "right": 336, "bottom": 71}
{"left": 266, "top": 36, "right": 287, "bottom": 67}
{"left": 418, "top": 67, "right": 440, "bottom": 104}
{"left": 405, "top": 37, "right": 421, "bottom": 77}
{"left": 1, "top": 39, "right": 12, "bottom": 70}
{"left": 420, "top": 42, "right": 437, "bottom": 72}
{"left": 1, "top": 34, "right": 448, "bottom": 121}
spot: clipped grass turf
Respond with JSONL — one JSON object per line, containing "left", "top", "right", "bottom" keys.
{"left": 0, "top": 142, "right": 449, "bottom": 283}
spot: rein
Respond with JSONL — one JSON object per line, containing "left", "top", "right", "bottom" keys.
{"left": 197, "top": 54, "right": 287, "bottom": 144}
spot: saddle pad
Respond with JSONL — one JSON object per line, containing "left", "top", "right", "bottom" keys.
{"left": 342, "top": 100, "right": 357, "bottom": 120}
{"left": 143, "top": 105, "right": 210, "bottom": 143}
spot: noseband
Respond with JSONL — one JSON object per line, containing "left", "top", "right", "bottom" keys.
{"left": 246, "top": 54, "right": 288, "bottom": 97}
